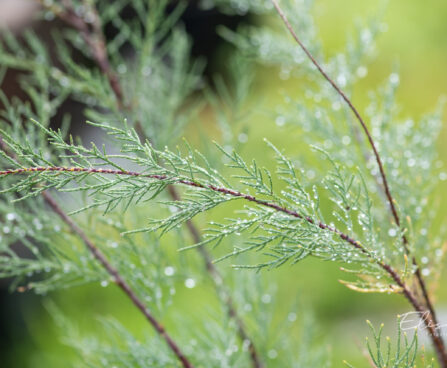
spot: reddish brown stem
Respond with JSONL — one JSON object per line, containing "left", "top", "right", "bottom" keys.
{"left": 269, "top": 0, "right": 446, "bottom": 364}
{"left": 167, "top": 186, "right": 263, "bottom": 368}
{"left": 0, "top": 169, "right": 422, "bottom": 277}
{"left": 0, "top": 140, "right": 193, "bottom": 367}
{"left": 41, "top": 192, "right": 193, "bottom": 368}
{"left": 3, "top": 164, "right": 444, "bottom": 359}
{"left": 45, "top": 0, "right": 124, "bottom": 107}
{"left": 43, "top": 2, "right": 264, "bottom": 365}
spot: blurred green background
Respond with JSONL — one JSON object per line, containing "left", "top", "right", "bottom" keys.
{"left": 2, "top": 0, "right": 447, "bottom": 367}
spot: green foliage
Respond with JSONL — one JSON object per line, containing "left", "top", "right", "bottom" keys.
{"left": 0, "top": 0, "right": 445, "bottom": 367}
{"left": 345, "top": 317, "right": 436, "bottom": 368}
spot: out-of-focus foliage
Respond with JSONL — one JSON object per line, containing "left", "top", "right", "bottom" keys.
{"left": 0, "top": 0, "right": 446, "bottom": 367}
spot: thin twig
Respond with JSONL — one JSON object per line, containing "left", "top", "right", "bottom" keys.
{"left": 0, "top": 140, "right": 193, "bottom": 368}
{"left": 5, "top": 162, "right": 446, "bottom": 363}
{"left": 0, "top": 170, "right": 424, "bottom": 284}
{"left": 269, "top": 0, "right": 446, "bottom": 365}
{"left": 37, "top": 0, "right": 124, "bottom": 107}
{"left": 41, "top": 2, "right": 264, "bottom": 365}
{"left": 167, "top": 186, "right": 263, "bottom": 367}
{"left": 41, "top": 192, "right": 193, "bottom": 368}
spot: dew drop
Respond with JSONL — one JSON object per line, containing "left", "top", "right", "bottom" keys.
{"left": 342, "top": 136, "right": 351, "bottom": 145}
{"left": 389, "top": 73, "right": 400, "bottom": 85}
{"left": 388, "top": 228, "right": 397, "bottom": 237}
{"left": 142, "top": 67, "right": 152, "bottom": 77}
{"left": 275, "top": 116, "right": 286, "bottom": 127}
{"left": 6, "top": 213, "right": 16, "bottom": 221}
{"left": 337, "top": 74, "right": 347, "bottom": 87}
{"left": 185, "top": 278, "right": 196, "bottom": 289}
{"left": 117, "top": 64, "right": 127, "bottom": 74}
{"left": 261, "top": 294, "right": 271, "bottom": 304}
{"left": 306, "top": 170, "right": 315, "bottom": 179}
{"left": 164, "top": 266, "right": 175, "bottom": 276}
{"left": 332, "top": 101, "right": 341, "bottom": 111}
{"left": 33, "top": 219, "right": 43, "bottom": 231}
{"left": 268, "top": 349, "right": 278, "bottom": 359}
{"left": 238, "top": 133, "right": 248, "bottom": 143}
{"left": 356, "top": 66, "right": 368, "bottom": 78}
{"left": 361, "top": 29, "right": 372, "bottom": 43}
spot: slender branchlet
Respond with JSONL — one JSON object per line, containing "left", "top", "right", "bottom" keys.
{"left": 269, "top": 0, "right": 446, "bottom": 365}
{"left": 0, "top": 140, "right": 193, "bottom": 368}
{"left": 41, "top": 192, "right": 194, "bottom": 368}
{"left": 35, "top": 1, "right": 263, "bottom": 366}
{"left": 167, "top": 186, "right": 263, "bottom": 368}
{"left": 5, "top": 164, "right": 446, "bottom": 356}
{"left": 1, "top": 1, "right": 443, "bottom": 366}
{"left": 0, "top": 166, "right": 429, "bottom": 304}
{"left": 37, "top": 0, "right": 124, "bottom": 107}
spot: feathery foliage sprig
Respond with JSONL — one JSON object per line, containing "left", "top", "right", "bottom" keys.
{"left": 0, "top": 0, "right": 446, "bottom": 367}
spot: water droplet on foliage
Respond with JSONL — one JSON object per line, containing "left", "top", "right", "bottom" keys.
{"left": 342, "top": 136, "right": 351, "bottom": 145}
{"left": 185, "top": 278, "right": 196, "bottom": 289}
{"left": 275, "top": 116, "right": 286, "bottom": 127}
{"left": 389, "top": 73, "right": 400, "bottom": 85}
{"left": 337, "top": 74, "right": 347, "bottom": 87}
{"left": 33, "top": 219, "right": 43, "bottom": 230}
{"left": 388, "top": 228, "right": 397, "bottom": 237}
{"left": 332, "top": 101, "right": 341, "bottom": 111}
{"left": 117, "top": 64, "right": 127, "bottom": 74}
{"left": 238, "top": 133, "right": 248, "bottom": 143}
{"left": 361, "top": 29, "right": 372, "bottom": 43}
{"left": 306, "top": 170, "right": 315, "bottom": 179}
{"left": 6, "top": 213, "right": 16, "bottom": 221}
{"left": 261, "top": 294, "right": 271, "bottom": 304}
{"left": 164, "top": 266, "right": 175, "bottom": 276}
{"left": 356, "top": 66, "right": 368, "bottom": 78}
{"left": 242, "top": 339, "right": 251, "bottom": 351}
{"left": 142, "top": 67, "right": 152, "bottom": 76}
